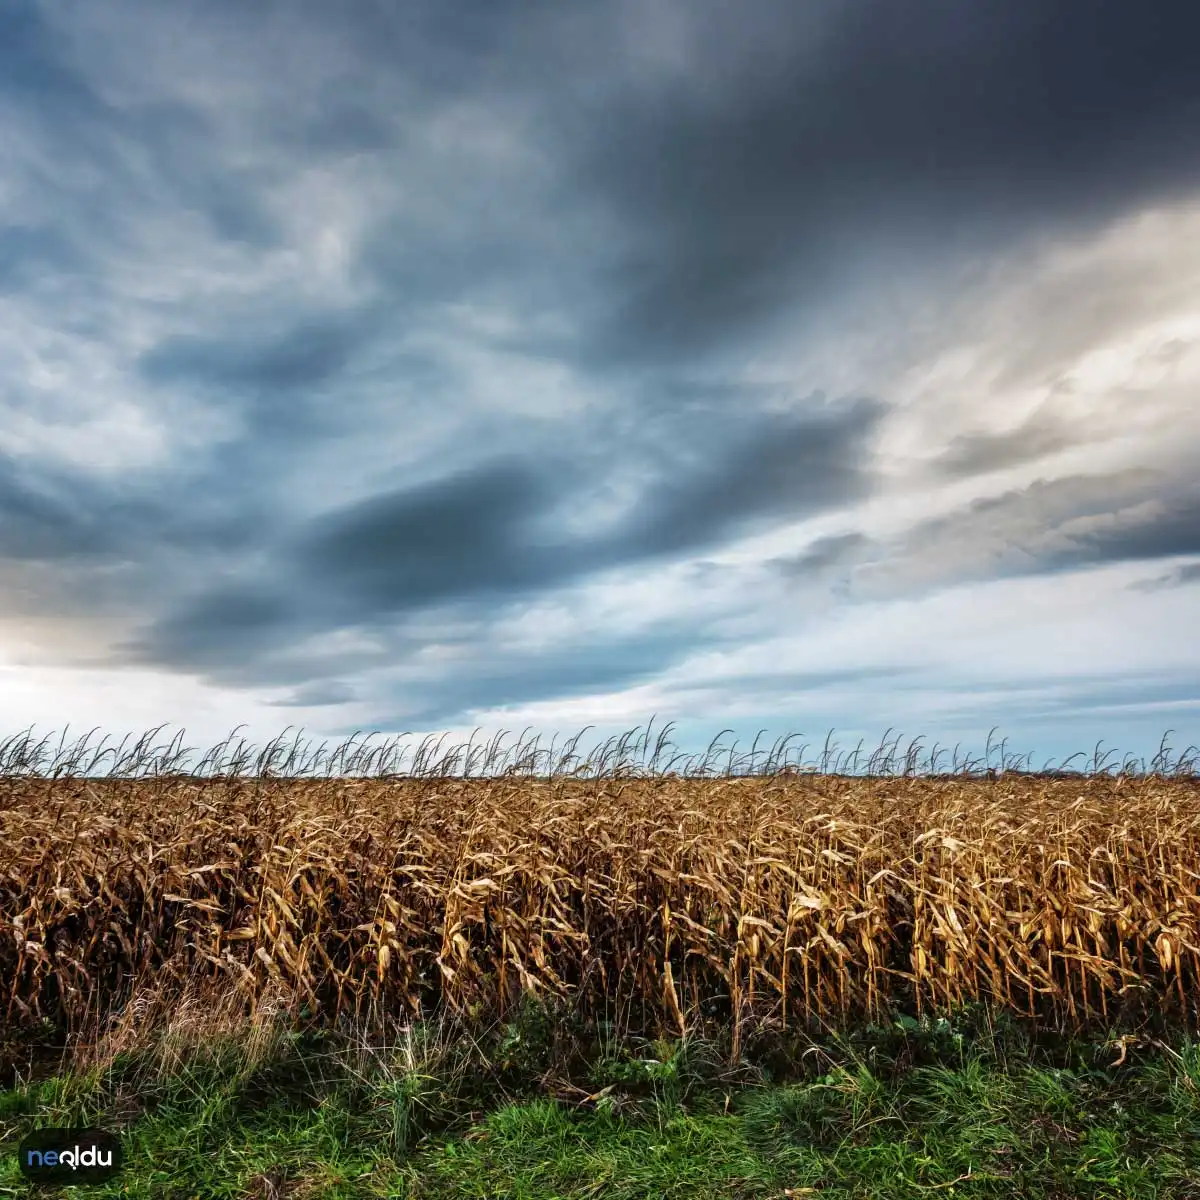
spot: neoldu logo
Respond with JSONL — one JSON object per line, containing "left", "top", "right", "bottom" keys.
{"left": 18, "top": 1128, "right": 123, "bottom": 1186}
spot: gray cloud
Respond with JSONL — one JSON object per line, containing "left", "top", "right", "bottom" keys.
{"left": 1068, "top": 495, "right": 1200, "bottom": 568}
{"left": 290, "top": 455, "right": 578, "bottom": 613}
{"left": 1029, "top": 672, "right": 1200, "bottom": 715}
{"left": 139, "top": 318, "right": 369, "bottom": 395}
{"left": 0, "top": 447, "right": 286, "bottom": 570}
{"left": 353, "top": 625, "right": 714, "bottom": 731}
{"left": 0, "top": 457, "right": 117, "bottom": 562}
{"left": 135, "top": 311, "right": 390, "bottom": 446}
{"left": 930, "top": 405, "right": 1082, "bottom": 480}
{"left": 0, "top": 2, "right": 105, "bottom": 120}
{"left": 0, "top": 224, "right": 83, "bottom": 291}
{"left": 1130, "top": 561, "right": 1200, "bottom": 593}
{"left": 845, "top": 473, "right": 1200, "bottom": 598}
{"left": 553, "top": 0, "right": 1200, "bottom": 367}
{"left": 267, "top": 680, "right": 360, "bottom": 709}
{"left": 615, "top": 397, "right": 884, "bottom": 557}
{"left": 771, "top": 533, "right": 875, "bottom": 579}
{"left": 112, "top": 394, "right": 884, "bottom": 684}
{"left": 668, "top": 664, "right": 916, "bottom": 703}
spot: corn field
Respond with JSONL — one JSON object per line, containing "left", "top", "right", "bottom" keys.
{"left": 2, "top": 722, "right": 1199, "bottom": 1047}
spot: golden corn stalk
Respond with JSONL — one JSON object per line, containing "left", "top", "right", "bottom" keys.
{"left": 2, "top": 772, "right": 1198, "bottom": 1037}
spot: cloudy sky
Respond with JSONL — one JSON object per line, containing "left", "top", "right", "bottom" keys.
{"left": 1, "top": 0, "right": 1198, "bottom": 774}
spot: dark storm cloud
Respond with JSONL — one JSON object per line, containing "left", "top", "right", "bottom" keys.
{"left": 3, "top": 0, "right": 1199, "bottom": 732}
{"left": 12, "top": 0, "right": 1200, "bottom": 375}
{"left": 554, "top": 0, "right": 1200, "bottom": 367}
{"left": 0, "top": 458, "right": 119, "bottom": 561}
{"left": 805, "top": 474, "right": 1200, "bottom": 599}
{"left": 0, "top": 454, "right": 257, "bottom": 566}
{"left": 139, "top": 317, "right": 372, "bottom": 394}
{"left": 616, "top": 397, "right": 883, "bottom": 557}
{"left": 290, "top": 456, "right": 580, "bottom": 613}
{"left": 1066, "top": 492, "right": 1200, "bottom": 568}
{"left": 152, "top": 585, "right": 293, "bottom": 654}
{"left": 956, "top": 478, "right": 1200, "bottom": 577}
{"left": 0, "top": 434, "right": 297, "bottom": 652}
{"left": 316, "top": 393, "right": 881, "bottom": 582}
{"left": 136, "top": 311, "right": 389, "bottom": 441}
{"left": 120, "top": 393, "right": 884, "bottom": 683}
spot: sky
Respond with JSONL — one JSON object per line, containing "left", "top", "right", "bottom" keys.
{"left": 1, "top": 0, "right": 1198, "bottom": 775}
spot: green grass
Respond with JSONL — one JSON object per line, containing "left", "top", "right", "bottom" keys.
{"left": 4, "top": 1008, "right": 1200, "bottom": 1198}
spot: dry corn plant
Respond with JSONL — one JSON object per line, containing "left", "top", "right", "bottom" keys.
{"left": 1, "top": 721, "right": 1198, "bottom": 1058}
